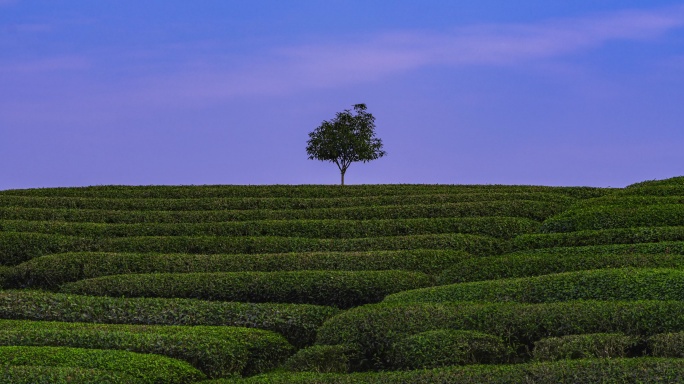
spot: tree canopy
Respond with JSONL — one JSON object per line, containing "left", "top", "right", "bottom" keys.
{"left": 306, "top": 104, "right": 386, "bottom": 185}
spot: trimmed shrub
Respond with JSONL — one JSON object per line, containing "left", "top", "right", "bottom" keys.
{"left": 0, "top": 216, "right": 538, "bottom": 240}
{"left": 60, "top": 270, "right": 434, "bottom": 309}
{"left": 388, "top": 330, "right": 511, "bottom": 370}
{"left": 316, "top": 300, "right": 684, "bottom": 369}
{"left": 540, "top": 205, "right": 684, "bottom": 233}
{"left": 509, "top": 241, "right": 684, "bottom": 257}
{"left": 513, "top": 226, "right": 684, "bottom": 251}
{"left": 386, "top": 268, "right": 684, "bottom": 304}
{"left": 8, "top": 249, "right": 470, "bottom": 289}
{"left": 0, "top": 192, "right": 578, "bottom": 211}
{"left": 0, "top": 232, "right": 506, "bottom": 266}
{"left": 0, "top": 201, "right": 567, "bottom": 224}
{"left": 0, "top": 345, "right": 205, "bottom": 383}
{"left": 0, "top": 184, "right": 608, "bottom": 199}
{"left": 0, "top": 366, "right": 137, "bottom": 384}
{"left": 625, "top": 176, "right": 684, "bottom": 189}
{"left": 438, "top": 252, "right": 684, "bottom": 284}
{"left": 533, "top": 333, "right": 640, "bottom": 361}
{"left": 0, "top": 290, "right": 339, "bottom": 347}
{"left": 282, "top": 344, "right": 362, "bottom": 374}
{"left": 648, "top": 332, "right": 684, "bottom": 357}
{"left": 197, "top": 358, "right": 684, "bottom": 383}
{"left": 0, "top": 319, "right": 293, "bottom": 377}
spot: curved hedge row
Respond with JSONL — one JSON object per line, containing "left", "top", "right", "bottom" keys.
{"left": 0, "top": 184, "right": 608, "bottom": 199}
{"left": 617, "top": 185, "right": 684, "bottom": 197}
{"left": 649, "top": 332, "right": 684, "bottom": 357}
{"left": 0, "top": 366, "right": 137, "bottom": 384}
{"left": 8, "top": 249, "right": 470, "bottom": 289}
{"left": 388, "top": 330, "right": 511, "bottom": 370}
{"left": 60, "top": 270, "right": 433, "bottom": 309}
{"left": 0, "top": 216, "right": 538, "bottom": 240}
{"left": 532, "top": 333, "right": 639, "bottom": 361}
{"left": 316, "top": 301, "right": 684, "bottom": 368}
{"left": 0, "top": 346, "right": 206, "bottom": 384}
{"left": 387, "top": 268, "right": 684, "bottom": 304}
{"left": 540, "top": 205, "right": 684, "bottom": 233}
{"left": 283, "top": 344, "right": 362, "bottom": 374}
{"left": 510, "top": 241, "right": 684, "bottom": 257}
{"left": 571, "top": 195, "right": 684, "bottom": 209}
{"left": 0, "top": 290, "right": 338, "bottom": 347}
{"left": 625, "top": 176, "right": 684, "bottom": 189}
{"left": 0, "top": 232, "right": 505, "bottom": 266}
{"left": 0, "top": 201, "right": 565, "bottom": 224}
{"left": 513, "top": 226, "right": 684, "bottom": 251}
{"left": 198, "top": 358, "right": 684, "bottom": 383}
{"left": 0, "top": 319, "right": 293, "bottom": 378}
{"left": 0, "top": 192, "right": 577, "bottom": 211}
{"left": 438, "top": 252, "right": 684, "bottom": 284}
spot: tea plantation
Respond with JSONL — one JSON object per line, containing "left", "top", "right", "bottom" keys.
{"left": 2, "top": 178, "right": 684, "bottom": 383}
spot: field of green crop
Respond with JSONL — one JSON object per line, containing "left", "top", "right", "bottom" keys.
{"left": 2, "top": 178, "right": 684, "bottom": 382}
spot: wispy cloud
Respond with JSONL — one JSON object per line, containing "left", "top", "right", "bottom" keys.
{"left": 3, "top": 4, "right": 684, "bottom": 117}
{"left": 131, "top": 4, "right": 684, "bottom": 104}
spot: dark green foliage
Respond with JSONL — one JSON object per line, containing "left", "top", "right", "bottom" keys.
{"left": 0, "top": 345, "right": 206, "bottom": 383}
{"left": 648, "top": 332, "right": 684, "bottom": 357}
{"left": 0, "top": 290, "right": 338, "bottom": 347}
{"left": 0, "top": 201, "right": 566, "bottom": 223}
{"left": 540, "top": 205, "right": 684, "bottom": 233}
{"left": 60, "top": 270, "right": 433, "bottom": 309}
{"left": 0, "top": 366, "right": 138, "bottom": 384}
{"left": 306, "top": 104, "right": 386, "bottom": 185}
{"left": 197, "top": 358, "right": 684, "bottom": 383}
{"left": 388, "top": 330, "right": 511, "bottom": 370}
{"left": 533, "top": 333, "right": 640, "bottom": 361}
{"left": 0, "top": 216, "right": 538, "bottom": 239}
{"left": 0, "top": 184, "right": 608, "bottom": 199}
{"left": 625, "top": 176, "right": 684, "bottom": 189}
{"left": 0, "top": 266, "right": 8, "bottom": 288}
{"left": 511, "top": 241, "right": 684, "bottom": 257}
{"left": 0, "top": 319, "right": 293, "bottom": 377}
{"left": 283, "top": 344, "right": 362, "bottom": 374}
{"left": 387, "top": 268, "right": 684, "bottom": 304}
{"left": 8, "top": 249, "right": 470, "bottom": 289}
{"left": 0, "top": 232, "right": 505, "bottom": 266}
{"left": 316, "top": 301, "right": 684, "bottom": 368}
{"left": 439, "top": 251, "right": 684, "bottom": 284}
{"left": 514, "top": 226, "right": 684, "bottom": 250}
{"left": 0, "top": 192, "right": 578, "bottom": 211}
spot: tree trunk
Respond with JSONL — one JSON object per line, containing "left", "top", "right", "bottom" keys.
{"left": 340, "top": 169, "right": 346, "bottom": 186}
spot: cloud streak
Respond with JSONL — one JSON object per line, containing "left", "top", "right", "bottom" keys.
{"left": 130, "top": 4, "right": 684, "bottom": 105}
{"left": 3, "top": 4, "right": 684, "bottom": 117}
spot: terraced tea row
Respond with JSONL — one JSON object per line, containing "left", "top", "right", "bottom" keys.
{"left": 0, "top": 201, "right": 565, "bottom": 223}
{"left": 317, "top": 300, "right": 684, "bottom": 369}
{"left": 0, "top": 192, "right": 578, "bottom": 211}
{"left": 0, "top": 320, "right": 292, "bottom": 377}
{"left": 386, "top": 268, "right": 684, "bottom": 303}
{"left": 0, "top": 290, "right": 338, "bottom": 347}
{"left": 0, "top": 346, "right": 205, "bottom": 383}
{"left": 0, "top": 232, "right": 505, "bottom": 266}
{"left": 0, "top": 184, "right": 608, "bottom": 199}
{"left": 5, "top": 249, "right": 469, "bottom": 289}
{"left": 0, "top": 216, "right": 538, "bottom": 239}
{"left": 439, "top": 242, "right": 684, "bottom": 283}
{"left": 60, "top": 270, "right": 434, "bottom": 308}
{"left": 201, "top": 358, "right": 684, "bottom": 383}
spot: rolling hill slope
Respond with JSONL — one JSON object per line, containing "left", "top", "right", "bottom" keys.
{"left": 2, "top": 179, "right": 684, "bottom": 382}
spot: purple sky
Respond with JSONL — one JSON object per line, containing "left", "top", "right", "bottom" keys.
{"left": 1, "top": 1, "right": 683, "bottom": 189}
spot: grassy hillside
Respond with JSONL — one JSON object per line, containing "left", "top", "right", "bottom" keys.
{"left": 2, "top": 179, "right": 684, "bottom": 382}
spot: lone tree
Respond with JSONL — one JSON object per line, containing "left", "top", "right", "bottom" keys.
{"left": 306, "top": 103, "right": 386, "bottom": 185}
